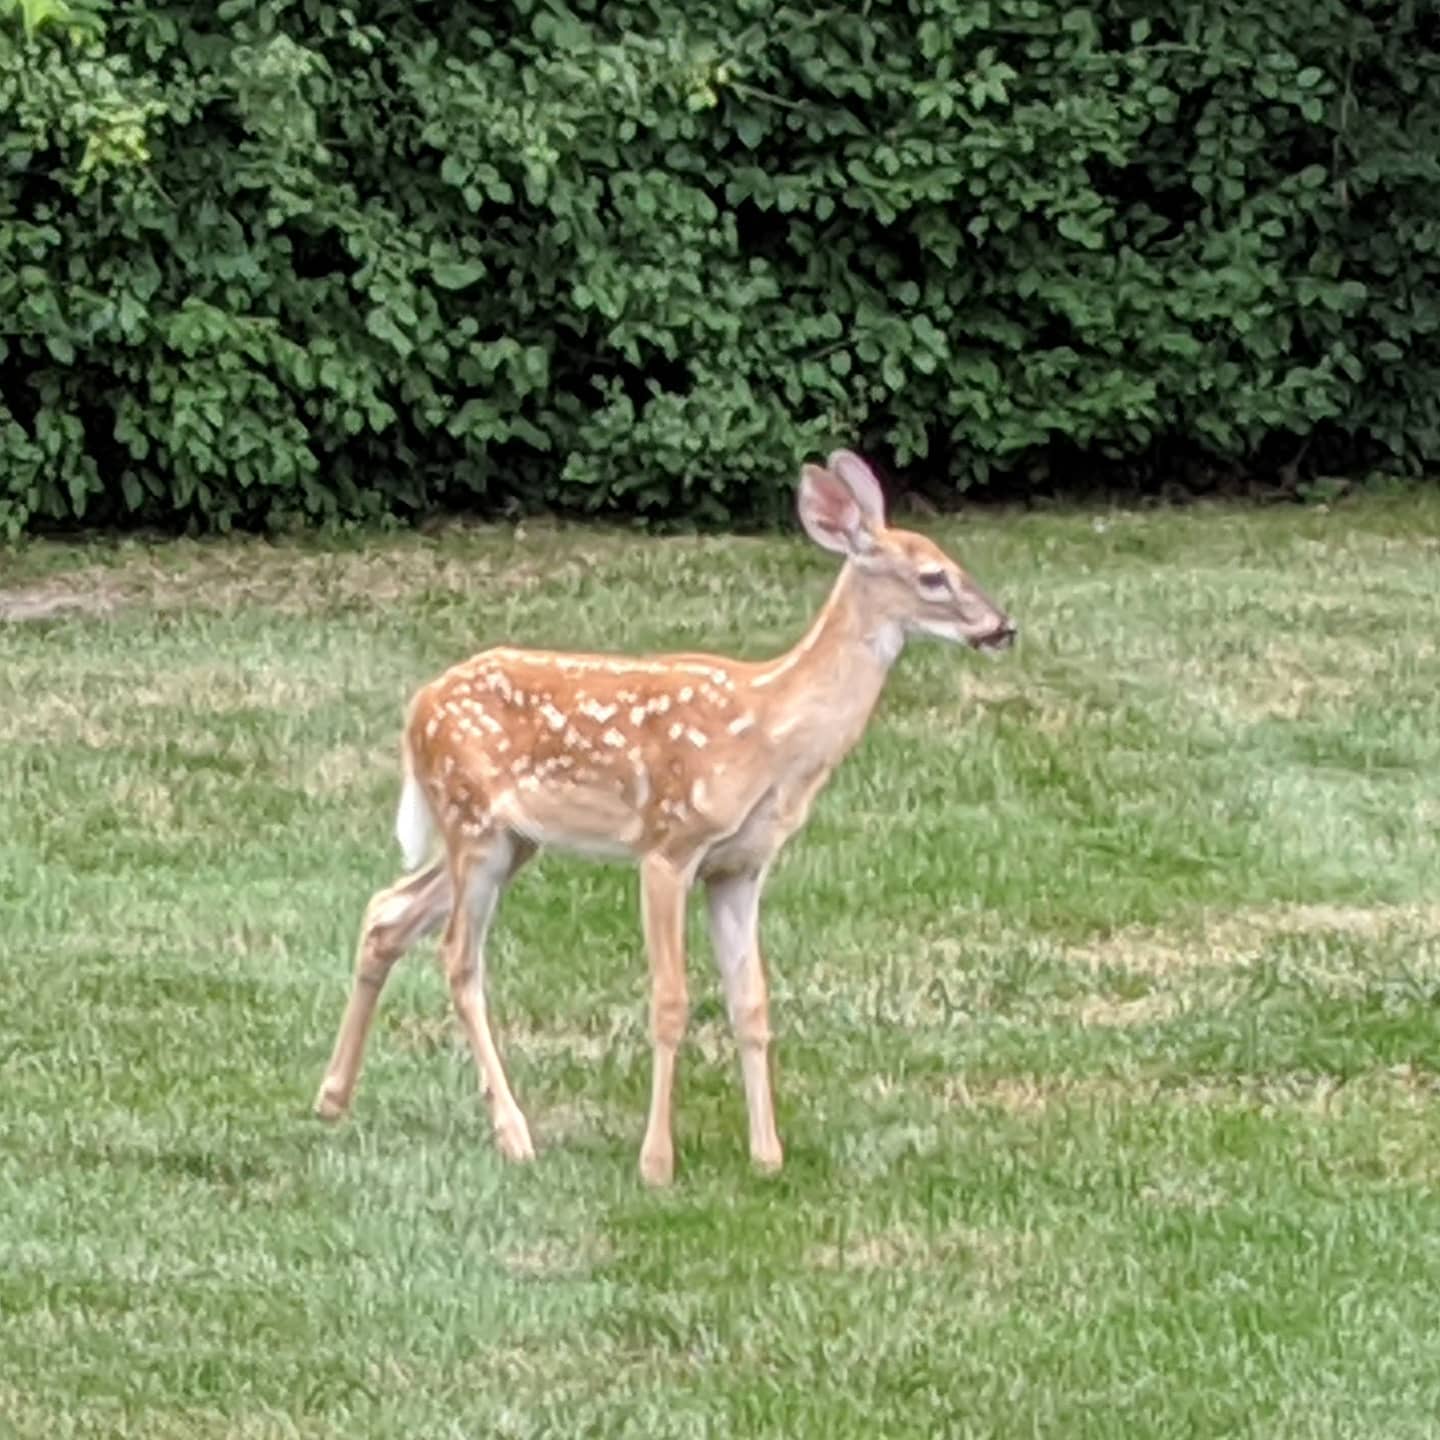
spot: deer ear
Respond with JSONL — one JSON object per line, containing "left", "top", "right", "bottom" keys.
{"left": 827, "top": 450, "right": 888, "bottom": 528}
{"left": 797, "top": 463, "right": 870, "bottom": 556}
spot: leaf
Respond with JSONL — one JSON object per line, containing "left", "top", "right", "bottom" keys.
{"left": 734, "top": 113, "right": 765, "bottom": 150}
{"left": 1057, "top": 213, "right": 1103, "bottom": 249}
{"left": 431, "top": 260, "right": 487, "bottom": 290}
{"left": 364, "top": 308, "right": 413, "bottom": 357}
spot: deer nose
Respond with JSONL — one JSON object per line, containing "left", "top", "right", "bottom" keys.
{"left": 980, "top": 619, "right": 1017, "bottom": 651}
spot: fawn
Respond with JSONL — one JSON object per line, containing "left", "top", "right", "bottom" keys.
{"left": 314, "top": 450, "right": 1015, "bottom": 1184}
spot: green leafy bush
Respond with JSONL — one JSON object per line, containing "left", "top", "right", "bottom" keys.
{"left": 2, "top": 0, "right": 1438, "bottom": 534}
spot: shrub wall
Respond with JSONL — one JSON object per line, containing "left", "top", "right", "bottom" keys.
{"left": 2, "top": 0, "right": 1438, "bottom": 533}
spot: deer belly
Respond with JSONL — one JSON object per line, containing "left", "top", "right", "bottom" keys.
{"left": 492, "top": 779, "right": 644, "bottom": 861}
{"left": 700, "top": 767, "right": 831, "bottom": 876}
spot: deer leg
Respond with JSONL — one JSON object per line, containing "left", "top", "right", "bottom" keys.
{"left": 638, "top": 855, "right": 691, "bottom": 1187}
{"left": 705, "top": 867, "right": 783, "bottom": 1174}
{"left": 444, "top": 832, "right": 536, "bottom": 1162}
{"left": 314, "top": 858, "right": 452, "bottom": 1120}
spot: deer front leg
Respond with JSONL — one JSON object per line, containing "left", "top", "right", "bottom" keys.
{"left": 638, "top": 855, "right": 691, "bottom": 1187}
{"left": 705, "top": 867, "right": 783, "bottom": 1174}
{"left": 314, "top": 859, "right": 451, "bottom": 1120}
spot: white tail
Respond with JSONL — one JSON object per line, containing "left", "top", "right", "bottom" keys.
{"left": 394, "top": 765, "right": 435, "bottom": 872}
{"left": 313, "top": 450, "right": 1016, "bottom": 1184}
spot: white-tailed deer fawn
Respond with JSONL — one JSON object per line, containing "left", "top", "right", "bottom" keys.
{"left": 314, "top": 450, "right": 1015, "bottom": 1184}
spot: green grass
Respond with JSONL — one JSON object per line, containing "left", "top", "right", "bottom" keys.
{"left": 5, "top": 495, "right": 1440, "bottom": 1438}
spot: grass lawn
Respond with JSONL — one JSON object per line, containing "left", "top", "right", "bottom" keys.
{"left": 4, "top": 493, "right": 1440, "bottom": 1438}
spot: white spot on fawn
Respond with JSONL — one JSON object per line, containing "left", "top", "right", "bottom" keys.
{"left": 728, "top": 714, "right": 755, "bottom": 735}
{"left": 541, "top": 702, "right": 566, "bottom": 732}
{"left": 630, "top": 706, "right": 647, "bottom": 726}
{"left": 602, "top": 728, "right": 628, "bottom": 748}
{"left": 685, "top": 727, "right": 709, "bottom": 749}
{"left": 580, "top": 699, "right": 617, "bottom": 723}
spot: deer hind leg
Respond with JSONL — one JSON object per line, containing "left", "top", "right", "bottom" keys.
{"left": 638, "top": 855, "right": 691, "bottom": 1187}
{"left": 314, "top": 858, "right": 452, "bottom": 1120}
{"left": 705, "top": 867, "right": 783, "bottom": 1174}
{"left": 443, "top": 830, "right": 537, "bottom": 1162}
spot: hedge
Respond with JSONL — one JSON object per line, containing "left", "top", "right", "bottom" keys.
{"left": 2, "top": 0, "right": 1438, "bottom": 534}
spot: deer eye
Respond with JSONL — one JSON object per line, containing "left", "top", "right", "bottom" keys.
{"left": 918, "top": 569, "right": 949, "bottom": 593}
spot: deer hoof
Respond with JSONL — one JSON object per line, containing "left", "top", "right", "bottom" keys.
{"left": 313, "top": 1086, "right": 350, "bottom": 1122}
{"left": 639, "top": 1147, "right": 675, "bottom": 1188}
{"left": 495, "top": 1114, "right": 535, "bottom": 1163}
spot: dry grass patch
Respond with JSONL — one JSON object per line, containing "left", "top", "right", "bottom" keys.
{"left": 932, "top": 1065, "right": 1439, "bottom": 1118}
{"left": 0, "top": 578, "right": 123, "bottom": 623}
{"left": 1068, "top": 903, "right": 1440, "bottom": 978}
{"left": 0, "top": 689, "right": 121, "bottom": 748}
{"left": 532, "top": 1097, "right": 613, "bottom": 1147}
{"left": 300, "top": 741, "right": 394, "bottom": 799}
{"left": 807, "top": 1218, "right": 1033, "bottom": 1281}
{"left": 501, "top": 1231, "right": 615, "bottom": 1279}
{"left": 0, "top": 524, "right": 781, "bottom": 624}
{"left": 505, "top": 1010, "right": 647, "bottom": 1066}
{"left": 0, "top": 658, "right": 352, "bottom": 745}
{"left": 1156, "top": 616, "right": 1438, "bottom": 730}
{"left": 891, "top": 673, "right": 1084, "bottom": 739}
{"left": 1076, "top": 991, "right": 1179, "bottom": 1028}
{"left": 1, "top": 533, "right": 540, "bottom": 621}
{"left": 1174, "top": 643, "right": 1370, "bottom": 725}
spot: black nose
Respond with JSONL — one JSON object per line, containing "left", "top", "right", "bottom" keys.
{"left": 982, "top": 619, "right": 1017, "bottom": 650}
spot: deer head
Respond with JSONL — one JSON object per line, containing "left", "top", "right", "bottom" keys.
{"left": 796, "top": 449, "right": 1017, "bottom": 653}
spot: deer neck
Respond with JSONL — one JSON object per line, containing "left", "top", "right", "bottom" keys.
{"left": 751, "top": 562, "right": 902, "bottom": 764}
